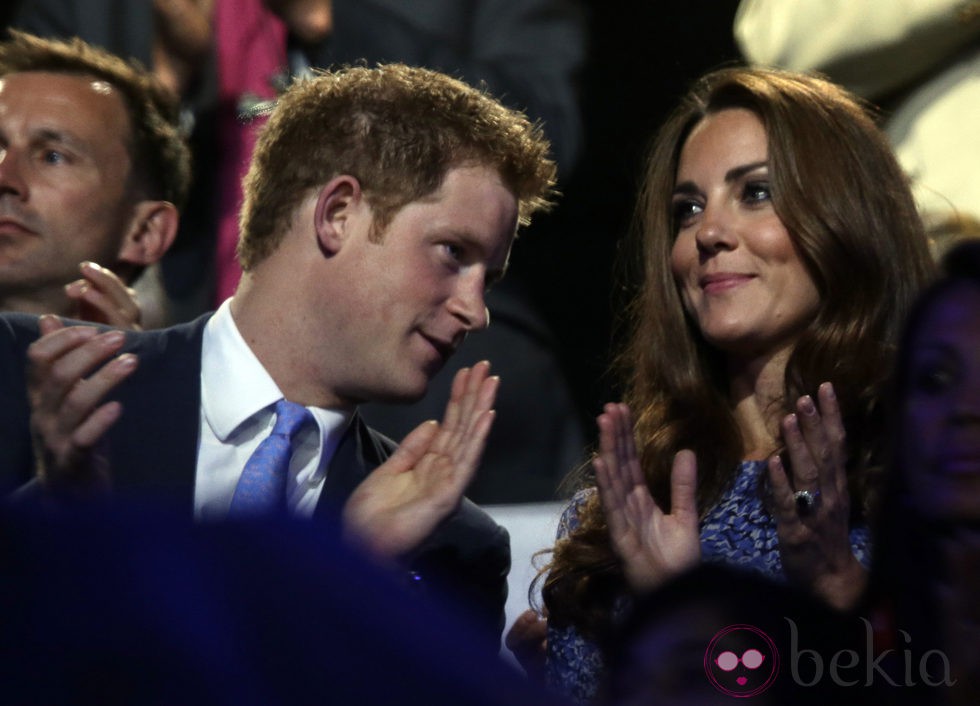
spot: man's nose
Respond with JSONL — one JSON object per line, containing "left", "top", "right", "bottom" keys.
{"left": 448, "top": 274, "right": 489, "bottom": 332}
{"left": 0, "top": 147, "right": 28, "bottom": 198}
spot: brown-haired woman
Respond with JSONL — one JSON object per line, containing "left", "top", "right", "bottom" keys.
{"left": 537, "top": 66, "right": 935, "bottom": 703}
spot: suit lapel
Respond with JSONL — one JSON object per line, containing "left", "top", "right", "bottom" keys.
{"left": 314, "top": 412, "right": 389, "bottom": 521}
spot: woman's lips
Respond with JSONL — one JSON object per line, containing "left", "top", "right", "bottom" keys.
{"left": 699, "top": 272, "right": 755, "bottom": 294}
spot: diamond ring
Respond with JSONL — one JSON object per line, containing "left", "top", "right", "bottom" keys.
{"left": 793, "top": 489, "right": 821, "bottom": 516}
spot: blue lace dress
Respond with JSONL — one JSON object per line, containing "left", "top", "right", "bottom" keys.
{"left": 544, "top": 459, "right": 872, "bottom": 703}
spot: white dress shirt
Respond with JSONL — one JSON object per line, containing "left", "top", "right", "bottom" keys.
{"left": 194, "top": 300, "right": 351, "bottom": 521}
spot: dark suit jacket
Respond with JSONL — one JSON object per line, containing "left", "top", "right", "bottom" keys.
{"left": 0, "top": 312, "right": 510, "bottom": 650}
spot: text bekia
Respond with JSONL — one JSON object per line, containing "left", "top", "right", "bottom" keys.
{"left": 786, "top": 617, "right": 954, "bottom": 688}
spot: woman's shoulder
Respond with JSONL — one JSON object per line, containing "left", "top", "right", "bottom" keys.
{"left": 546, "top": 621, "right": 604, "bottom": 703}
{"left": 556, "top": 487, "right": 596, "bottom": 539}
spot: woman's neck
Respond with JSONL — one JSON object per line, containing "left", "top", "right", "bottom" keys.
{"left": 727, "top": 345, "right": 793, "bottom": 460}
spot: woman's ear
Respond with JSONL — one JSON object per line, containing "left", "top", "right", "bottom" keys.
{"left": 314, "top": 175, "right": 365, "bottom": 256}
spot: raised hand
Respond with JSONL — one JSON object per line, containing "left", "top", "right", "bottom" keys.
{"left": 64, "top": 261, "right": 143, "bottom": 330}
{"left": 27, "top": 315, "right": 138, "bottom": 493}
{"left": 767, "top": 382, "right": 867, "bottom": 609}
{"left": 505, "top": 608, "right": 548, "bottom": 681}
{"left": 342, "top": 361, "right": 498, "bottom": 559}
{"left": 594, "top": 403, "right": 700, "bottom": 593}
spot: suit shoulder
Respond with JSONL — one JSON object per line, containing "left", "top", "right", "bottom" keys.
{"left": 419, "top": 496, "right": 509, "bottom": 564}
{"left": 125, "top": 313, "right": 211, "bottom": 356}
{"left": 456, "top": 497, "right": 509, "bottom": 544}
{"left": 0, "top": 313, "right": 41, "bottom": 382}
{"left": 0, "top": 312, "right": 41, "bottom": 344}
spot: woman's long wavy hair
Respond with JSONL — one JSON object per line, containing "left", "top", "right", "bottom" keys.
{"left": 541, "top": 66, "right": 935, "bottom": 643}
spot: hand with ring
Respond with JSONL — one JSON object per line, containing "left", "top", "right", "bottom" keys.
{"left": 767, "top": 382, "right": 868, "bottom": 609}
{"left": 793, "top": 489, "right": 821, "bottom": 516}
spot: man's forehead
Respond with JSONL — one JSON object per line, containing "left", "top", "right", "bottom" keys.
{"left": 0, "top": 71, "right": 130, "bottom": 140}
{"left": 0, "top": 70, "right": 123, "bottom": 111}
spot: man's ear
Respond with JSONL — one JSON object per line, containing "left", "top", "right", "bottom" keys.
{"left": 313, "top": 175, "right": 364, "bottom": 256}
{"left": 116, "top": 200, "right": 179, "bottom": 267}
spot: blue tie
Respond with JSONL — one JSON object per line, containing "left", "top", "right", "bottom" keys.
{"left": 229, "top": 399, "right": 313, "bottom": 516}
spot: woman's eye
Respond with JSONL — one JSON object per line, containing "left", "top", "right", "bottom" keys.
{"left": 671, "top": 199, "right": 702, "bottom": 228}
{"left": 912, "top": 363, "right": 957, "bottom": 395}
{"left": 743, "top": 181, "right": 771, "bottom": 203}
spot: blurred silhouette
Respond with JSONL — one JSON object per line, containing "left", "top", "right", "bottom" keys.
{"left": 0, "top": 499, "right": 570, "bottom": 706}
{"left": 868, "top": 239, "right": 980, "bottom": 705}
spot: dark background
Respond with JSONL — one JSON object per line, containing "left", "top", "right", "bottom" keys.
{"left": 514, "top": 1, "right": 743, "bottom": 426}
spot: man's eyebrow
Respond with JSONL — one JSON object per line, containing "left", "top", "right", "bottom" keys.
{"left": 32, "top": 127, "right": 88, "bottom": 151}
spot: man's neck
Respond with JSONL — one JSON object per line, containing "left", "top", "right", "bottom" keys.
{"left": 0, "top": 289, "right": 72, "bottom": 318}
{"left": 230, "top": 277, "right": 353, "bottom": 411}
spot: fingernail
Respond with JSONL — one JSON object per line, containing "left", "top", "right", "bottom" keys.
{"left": 38, "top": 314, "right": 64, "bottom": 332}
{"left": 81, "top": 261, "right": 102, "bottom": 272}
{"left": 72, "top": 326, "right": 98, "bottom": 339}
{"left": 115, "top": 353, "right": 137, "bottom": 370}
{"left": 782, "top": 414, "right": 800, "bottom": 436}
{"left": 823, "top": 382, "right": 836, "bottom": 399}
{"left": 103, "top": 331, "right": 125, "bottom": 346}
{"left": 799, "top": 396, "right": 816, "bottom": 415}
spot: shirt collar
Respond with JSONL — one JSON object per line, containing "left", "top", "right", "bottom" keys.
{"left": 201, "top": 299, "right": 353, "bottom": 461}
{"left": 201, "top": 299, "right": 290, "bottom": 441}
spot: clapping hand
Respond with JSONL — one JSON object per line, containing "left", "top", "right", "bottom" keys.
{"left": 342, "top": 361, "right": 498, "bottom": 559}
{"left": 505, "top": 608, "right": 548, "bottom": 681}
{"left": 594, "top": 403, "right": 700, "bottom": 592}
{"left": 27, "top": 315, "right": 138, "bottom": 494}
{"left": 64, "top": 261, "right": 143, "bottom": 330}
{"left": 767, "top": 382, "right": 867, "bottom": 609}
